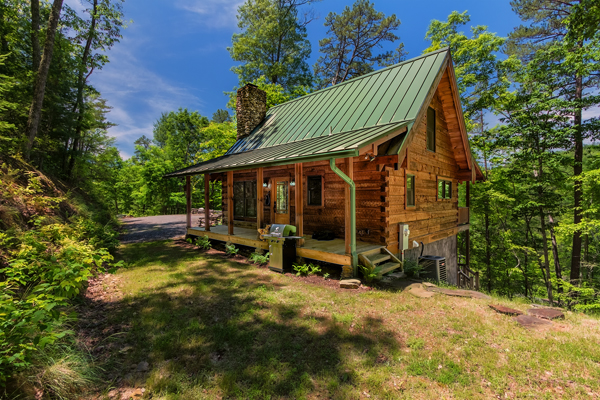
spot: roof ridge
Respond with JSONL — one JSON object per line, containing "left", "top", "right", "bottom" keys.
{"left": 268, "top": 47, "right": 450, "bottom": 111}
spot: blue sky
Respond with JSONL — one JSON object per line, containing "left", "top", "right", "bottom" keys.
{"left": 66, "top": 0, "right": 524, "bottom": 158}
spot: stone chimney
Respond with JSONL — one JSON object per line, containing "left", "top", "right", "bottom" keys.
{"left": 236, "top": 84, "right": 266, "bottom": 140}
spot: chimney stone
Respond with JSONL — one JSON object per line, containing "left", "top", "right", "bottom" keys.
{"left": 236, "top": 84, "right": 267, "bottom": 140}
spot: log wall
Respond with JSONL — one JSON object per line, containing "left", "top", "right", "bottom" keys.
{"left": 385, "top": 86, "right": 461, "bottom": 254}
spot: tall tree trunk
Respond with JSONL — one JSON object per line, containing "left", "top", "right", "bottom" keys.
{"left": 539, "top": 207, "right": 553, "bottom": 304}
{"left": 570, "top": 73, "right": 583, "bottom": 283}
{"left": 25, "top": 0, "right": 64, "bottom": 160}
{"left": 67, "top": 0, "right": 97, "bottom": 178}
{"left": 548, "top": 213, "right": 562, "bottom": 294}
{"left": 30, "top": 0, "right": 40, "bottom": 71}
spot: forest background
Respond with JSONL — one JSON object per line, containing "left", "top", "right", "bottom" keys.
{"left": 0, "top": 0, "right": 599, "bottom": 389}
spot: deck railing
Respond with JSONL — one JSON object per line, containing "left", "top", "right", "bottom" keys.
{"left": 458, "top": 207, "right": 469, "bottom": 225}
{"left": 458, "top": 263, "right": 479, "bottom": 290}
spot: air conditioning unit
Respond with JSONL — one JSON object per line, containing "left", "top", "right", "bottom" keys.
{"left": 418, "top": 255, "right": 447, "bottom": 283}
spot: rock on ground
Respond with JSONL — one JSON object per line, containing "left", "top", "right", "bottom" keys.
{"left": 340, "top": 279, "right": 361, "bottom": 289}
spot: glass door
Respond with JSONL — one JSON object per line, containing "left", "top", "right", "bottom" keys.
{"left": 273, "top": 177, "right": 290, "bottom": 224}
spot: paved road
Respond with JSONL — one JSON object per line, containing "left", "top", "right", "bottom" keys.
{"left": 120, "top": 214, "right": 188, "bottom": 244}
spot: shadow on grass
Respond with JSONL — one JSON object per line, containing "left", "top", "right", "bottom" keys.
{"left": 88, "top": 240, "right": 402, "bottom": 398}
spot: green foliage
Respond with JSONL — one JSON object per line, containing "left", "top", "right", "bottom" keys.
{"left": 227, "top": 75, "right": 311, "bottom": 112}
{"left": 359, "top": 264, "right": 379, "bottom": 283}
{"left": 0, "top": 217, "right": 122, "bottom": 381}
{"left": 313, "top": 0, "right": 405, "bottom": 88}
{"left": 194, "top": 236, "right": 212, "bottom": 250}
{"left": 323, "top": 272, "right": 330, "bottom": 279}
{"left": 229, "top": 0, "right": 314, "bottom": 89}
{"left": 403, "top": 260, "right": 423, "bottom": 278}
{"left": 225, "top": 243, "right": 239, "bottom": 257}
{"left": 293, "top": 263, "right": 321, "bottom": 276}
{"left": 249, "top": 252, "right": 269, "bottom": 265}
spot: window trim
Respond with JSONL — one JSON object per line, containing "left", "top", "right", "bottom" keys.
{"left": 426, "top": 106, "right": 436, "bottom": 153}
{"left": 405, "top": 174, "right": 416, "bottom": 209}
{"left": 306, "top": 174, "right": 324, "bottom": 208}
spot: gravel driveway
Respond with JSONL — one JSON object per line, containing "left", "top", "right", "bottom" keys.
{"left": 120, "top": 214, "right": 189, "bottom": 244}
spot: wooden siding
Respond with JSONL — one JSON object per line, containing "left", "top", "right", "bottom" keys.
{"left": 386, "top": 82, "right": 461, "bottom": 254}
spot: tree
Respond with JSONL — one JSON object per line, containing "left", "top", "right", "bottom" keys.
{"left": 313, "top": 0, "right": 405, "bottom": 88}
{"left": 24, "top": 0, "right": 63, "bottom": 159}
{"left": 152, "top": 108, "right": 210, "bottom": 168}
{"left": 507, "top": 0, "right": 600, "bottom": 283}
{"left": 211, "top": 109, "right": 231, "bottom": 123}
{"left": 229, "top": 0, "right": 314, "bottom": 89}
{"left": 66, "top": 0, "right": 126, "bottom": 179}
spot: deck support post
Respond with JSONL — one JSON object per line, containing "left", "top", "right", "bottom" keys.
{"left": 294, "top": 163, "right": 304, "bottom": 247}
{"left": 330, "top": 158, "right": 357, "bottom": 276}
{"left": 227, "top": 170, "right": 234, "bottom": 235}
{"left": 465, "top": 180, "right": 470, "bottom": 273}
{"left": 257, "top": 167, "right": 264, "bottom": 237}
{"left": 204, "top": 173, "right": 210, "bottom": 231}
{"left": 185, "top": 176, "right": 191, "bottom": 229}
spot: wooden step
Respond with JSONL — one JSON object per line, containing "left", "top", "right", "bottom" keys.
{"left": 370, "top": 253, "right": 391, "bottom": 265}
{"left": 361, "top": 247, "right": 384, "bottom": 257}
{"left": 374, "top": 262, "right": 402, "bottom": 276}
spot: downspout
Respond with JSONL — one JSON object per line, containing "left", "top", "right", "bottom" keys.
{"left": 329, "top": 158, "right": 357, "bottom": 274}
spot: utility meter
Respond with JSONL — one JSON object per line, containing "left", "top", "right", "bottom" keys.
{"left": 399, "top": 224, "right": 410, "bottom": 251}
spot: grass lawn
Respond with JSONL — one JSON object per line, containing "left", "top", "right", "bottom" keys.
{"left": 94, "top": 240, "right": 600, "bottom": 399}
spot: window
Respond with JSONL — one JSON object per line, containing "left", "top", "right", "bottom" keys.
{"left": 438, "top": 179, "right": 452, "bottom": 199}
{"left": 426, "top": 107, "right": 436, "bottom": 152}
{"left": 233, "top": 181, "right": 257, "bottom": 218}
{"left": 406, "top": 175, "right": 415, "bottom": 207}
{"left": 307, "top": 176, "right": 323, "bottom": 206}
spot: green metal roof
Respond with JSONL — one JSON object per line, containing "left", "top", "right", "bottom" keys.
{"left": 165, "top": 49, "right": 449, "bottom": 178}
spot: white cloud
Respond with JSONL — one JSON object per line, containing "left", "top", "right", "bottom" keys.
{"left": 176, "top": 0, "right": 242, "bottom": 28}
{"left": 89, "top": 38, "right": 204, "bottom": 157}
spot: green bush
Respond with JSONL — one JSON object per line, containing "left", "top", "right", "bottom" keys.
{"left": 359, "top": 264, "right": 379, "bottom": 283}
{"left": 225, "top": 243, "right": 239, "bottom": 256}
{"left": 0, "top": 217, "right": 122, "bottom": 382}
{"left": 194, "top": 235, "right": 212, "bottom": 250}
{"left": 249, "top": 252, "right": 269, "bottom": 265}
{"left": 293, "top": 263, "right": 321, "bottom": 276}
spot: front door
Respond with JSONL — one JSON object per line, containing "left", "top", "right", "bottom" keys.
{"left": 273, "top": 177, "right": 290, "bottom": 225}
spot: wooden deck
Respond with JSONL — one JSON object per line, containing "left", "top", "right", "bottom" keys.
{"left": 188, "top": 225, "right": 382, "bottom": 266}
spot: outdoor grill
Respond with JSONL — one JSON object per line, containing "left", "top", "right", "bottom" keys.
{"left": 262, "top": 224, "right": 302, "bottom": 273}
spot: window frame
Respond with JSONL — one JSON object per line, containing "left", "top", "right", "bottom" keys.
{"left": 426, "top": 106, "right": 436, "bottom": 153}
{"left": 437, "top": 177, "right": 453, "bottom": 200}
{"left": 405, "top": 174, "right": 416, "bottom": 208}
{"left": 306, "top": 175, "right": 324, "bottom": 207}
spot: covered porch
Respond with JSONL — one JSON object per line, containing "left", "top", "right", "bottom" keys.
{"left": 187, "top": 225, "right": 382, "bottom": 266}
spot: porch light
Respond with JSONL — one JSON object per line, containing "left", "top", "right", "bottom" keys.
{"left": 263, "top": 182, "right": 268, "bottom": 188}
{"left": 290, "top": 180, "right": 296, "bottom": 187}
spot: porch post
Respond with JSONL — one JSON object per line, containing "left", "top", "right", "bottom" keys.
{"left": 185, "top": 175, "right": 191, "bottom": 229}
{"left": 344, "top": 158, "right": 353, "bottom": 255}
{"left": 257, "top": 167, "right": 264, "bottom": 234}
{"left": 204, "top": 173, "right": 210, "bottom": 231}
{"left": 227, "top": 170, "right": 234, "bottom": 235}
{"left": 295, "top": 163, "right": 304, "bottom": 246}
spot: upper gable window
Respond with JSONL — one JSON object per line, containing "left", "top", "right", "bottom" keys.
{"left": 426, "top": 107, "right": 436, "bottom": 152}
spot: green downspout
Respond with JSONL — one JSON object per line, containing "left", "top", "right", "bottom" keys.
{"left": 329, "top": 158, "right": 357, "bottom": 275}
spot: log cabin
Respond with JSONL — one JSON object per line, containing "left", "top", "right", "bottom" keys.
{"left": 165, "top": 48, "right": 484, "bottom": 285}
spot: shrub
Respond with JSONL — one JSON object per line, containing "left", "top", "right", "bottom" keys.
{"left": 293, "top": 263, "right": 321, "bottom": 276}
{"left": 225, "top": 243, "right": 239, "bottom": 256}
{"left": 0, "top": 217, "right": 122, "bottom": 382}
{"left": 249, "top": 252, "right": 269, "bottom": 265}
{"left": 403, "top": 259, "right": 423, "bottom": 278}
{"left": 194, "top": 235, "right": 212, "bottom": 250}
{"left": 359, "top": 264, "right": 379, "bottom": 283}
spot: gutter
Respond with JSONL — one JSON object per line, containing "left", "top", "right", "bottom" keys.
{"left": 329, "top": 158, "right": 357, "bottom": 275}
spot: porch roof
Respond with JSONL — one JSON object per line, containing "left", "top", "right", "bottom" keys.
{"left": 164, "top": 120, "right": 409, "bottom": 177}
